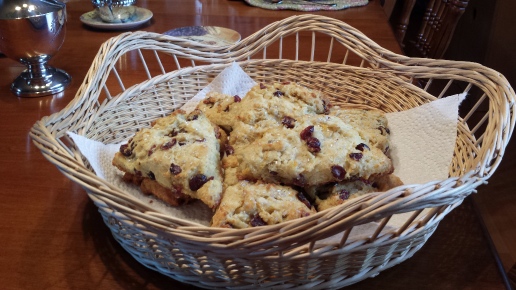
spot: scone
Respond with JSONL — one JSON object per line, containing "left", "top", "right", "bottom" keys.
{"left": 314, "top": 180, "right": 376, "bottom": 211}
{"left": 112, "top": 110, "right": 224, "bottom": 209}
{"left": 195, "top": 92, "right": 242, "bottom": 132}
{"left": 211, "top": 181, "right": 317, "bottom": 228}
{"left": 235, "top": 82, "right": 331, "bottom": 125}
{"left": 305, "top": 174, "right": 404, "bottom": 211}
{"left": 330, "top": 108, "right": 390, "bottom": 153}
{"left": 196, "top": 82, "right": 331, "bottom": 132}
{"left": 228, "top": 114, "right": 393, "bottom": 187}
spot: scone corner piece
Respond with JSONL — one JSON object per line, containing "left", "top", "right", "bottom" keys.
{"left": 195, "top": 91, "right": 243, "bottom": 133}
{"left": 251, "top": 81, "right": 332, "bottom": 114}
{"left": 330, "top": 108, "right": 391, "bottom": 153}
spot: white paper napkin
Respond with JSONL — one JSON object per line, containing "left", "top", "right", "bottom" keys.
{"left": 67, "top": 62, "right": 465, "bottom": 238}
{"left": 387, "top": 95, "right": 465, "bottom": 184}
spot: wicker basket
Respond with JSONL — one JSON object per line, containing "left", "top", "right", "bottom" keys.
{"left": 30, "top": 15, "right": 515, "bottom": 289}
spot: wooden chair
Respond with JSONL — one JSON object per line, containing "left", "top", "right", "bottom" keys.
{"left": 390, "top": 0, "right": 470, "bottom": 59}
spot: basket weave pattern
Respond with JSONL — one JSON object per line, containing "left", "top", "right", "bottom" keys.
{"left": 31, "top": 15, "right": 515, "bottom": 289}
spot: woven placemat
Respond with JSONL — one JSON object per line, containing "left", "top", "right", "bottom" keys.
{"left": 244, "top": 0, "right": 368, "bottom": 11}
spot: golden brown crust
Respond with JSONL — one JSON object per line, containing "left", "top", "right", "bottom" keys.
{"left": 122, "top": 172, "right": 192, "bottom": 206}
{"left": 373, "top": 174, "right": 404, "bottom": 192}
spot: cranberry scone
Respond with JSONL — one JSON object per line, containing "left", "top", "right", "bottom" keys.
{"left": 312, "top": 180, "right": 376, "bottom": 211}
{"left": 304, "top": 173, "right": 404, "bottom": 211}
{"left": 211, "top": 180, "right": 316, "bottom": 228}
{"left": 227, "top": 113, "right": 393, "bottom": 187}
{"left": 112, "top": 110, "right": 225, "bottom": 209}
{"left": 196, "top": 82, "right": 331, "bottom": 132}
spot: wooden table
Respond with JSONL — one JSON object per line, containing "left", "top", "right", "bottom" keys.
{"left": 0, "top": 0, "right": 510, "bottom": 289}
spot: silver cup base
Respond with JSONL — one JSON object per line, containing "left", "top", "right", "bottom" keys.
{"left": 11, "top": 67, "right": 71, "bottom": 98}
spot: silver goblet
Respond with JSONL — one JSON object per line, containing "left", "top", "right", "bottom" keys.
{"left": 0, "top": 0, "right": 71, "bottom": 97}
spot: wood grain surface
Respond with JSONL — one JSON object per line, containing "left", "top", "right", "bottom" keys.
{"left": 0, "top": 0, "right": 510, "bottom": 289}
